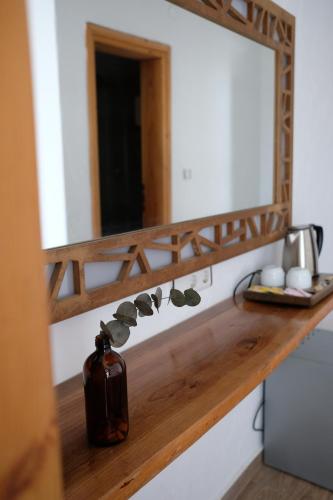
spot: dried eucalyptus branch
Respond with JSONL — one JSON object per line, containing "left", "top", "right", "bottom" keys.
{"left": 100, "top": 287, "right": 201, "bottom": 347}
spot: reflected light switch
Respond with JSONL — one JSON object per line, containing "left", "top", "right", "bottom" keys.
{"left": 182, "top": 168, "right": 192, "bottom": 180}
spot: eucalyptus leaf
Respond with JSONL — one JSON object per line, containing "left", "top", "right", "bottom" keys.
{"left": 136, "top": 293, "right": 152, "bottom": 305}
{"left": 184, "top": 288, "right": 201, "bottom": 307}
{"left": 170, "top": 288, "right": 186, "bottom": 307}
{"left": 151, "top": 286, "right": 162, "bottom": 312}
{"left": 100, "top": 320, "right": 110, "bottom": 336}
{"left": 155, "top": 287, "right": 162, "bottom": 306}
{"left": 105, "top": 320, "right": 130, "bottom": 347}
{"left": 134, "top": 293, "right": 153, "bottom": 316}
{"left": 113, "top": 301, "right": 137, "bottom": 326}
{"left": 151, "top": 294, "right": 158, "bottom": 311}
{"left": 134, "top": 299, "right": 154, "bottom": 316}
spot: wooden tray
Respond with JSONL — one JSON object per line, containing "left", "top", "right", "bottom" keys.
{"left": 243, "top": 273, "right": 333, "bottom": 308}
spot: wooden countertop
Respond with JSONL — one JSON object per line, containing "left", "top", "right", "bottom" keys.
{"left": 56, "top": 295, "right": 333, "bottom": 499}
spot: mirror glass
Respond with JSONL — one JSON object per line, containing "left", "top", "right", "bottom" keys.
{"left": 41, "top": 0, "right": 275, "bottom": 248}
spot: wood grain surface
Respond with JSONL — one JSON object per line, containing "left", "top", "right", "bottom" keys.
{"left": 0, "top": 0, "right": 63, "bottom": 497}
{"left": 57, "top": 294, "right": 333, "bottom": 499}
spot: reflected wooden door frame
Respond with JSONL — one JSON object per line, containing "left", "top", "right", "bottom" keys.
{"left": 87, "top": 24, "right": 171, "bottom": 237}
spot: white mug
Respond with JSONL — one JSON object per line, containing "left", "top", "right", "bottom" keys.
{"left": 261, "top": 265, "right": 285, "bottom": 287}
{"left": 286, "top": 267, "right": 312, "bottom": 289}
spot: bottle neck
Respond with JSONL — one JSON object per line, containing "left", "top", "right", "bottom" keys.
{"left": 95, "top": 333, "right": 112, "bottom": 354}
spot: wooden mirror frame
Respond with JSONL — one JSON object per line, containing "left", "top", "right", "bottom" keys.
{"left": 46, "top": 0, "right": 294, "bottom": 324}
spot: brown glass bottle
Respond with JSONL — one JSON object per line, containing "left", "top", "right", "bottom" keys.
{"left": 83, "top": 333, "right": 129, "bottom": 446}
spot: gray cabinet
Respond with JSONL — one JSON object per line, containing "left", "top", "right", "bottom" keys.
{"left": 264, "top": 329, "right": 333, "bottom": 491}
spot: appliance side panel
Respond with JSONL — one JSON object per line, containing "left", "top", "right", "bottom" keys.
{"left": 264, "top": 348, "right": 333, "bottom": 491}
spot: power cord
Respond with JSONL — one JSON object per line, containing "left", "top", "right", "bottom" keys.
{"left": 233, "top": 269, "right": 262, "bottom": 304}
{"left": 233, "top": 269, "right": 265, "bottom": 432}
{"left": 252, "top": 400, "right": 265, "bottom": 432}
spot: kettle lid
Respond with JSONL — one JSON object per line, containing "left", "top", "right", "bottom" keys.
{"left": 288, "top": 224, "right": 312, "bottom": 232}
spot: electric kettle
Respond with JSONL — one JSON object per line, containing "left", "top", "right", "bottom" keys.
{"left": 282, "top": 224, "right": 324, "bottom": 276}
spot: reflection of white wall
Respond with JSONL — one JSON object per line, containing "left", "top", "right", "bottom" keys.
{"left": 55, "top": 0, "right": 274, "bottom": 242}
{"left": 259, "top": 49, "right": 275, "bottom": 204}
{"left": 27, "top": 0, "right": 67, "bottom": 248}
{"left": 231, "top": 43, "right": 275, "bottom": 211}
{"left": 171, "top": 22, "right": 233, "bottom": 221}
{"left": 231, "top": 48, "right": 261, "bottom": 210}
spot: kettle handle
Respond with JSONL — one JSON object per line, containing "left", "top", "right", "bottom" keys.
{"left": 313, "top": 224, "right": 324, "bottom": 255}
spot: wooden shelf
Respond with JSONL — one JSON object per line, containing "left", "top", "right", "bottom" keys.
{"left": 56, "top": 295, "right": 333, "bottom": 499}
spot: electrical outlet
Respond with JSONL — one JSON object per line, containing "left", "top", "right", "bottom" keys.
{"left": 182, "top": 168, "right": 192, "bottom": 180}
{"left": 174, "top": 267, "right": 212, "bottom": 292}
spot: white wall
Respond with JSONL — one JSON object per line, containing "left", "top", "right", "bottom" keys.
{"left": 27, "top": 0, "right": 333, "bottom": 498}
{"left": 133, "top": 386, "right": 264, "bottom": 500}
{"left": 231, "top": 45, "right": 274, "bottom": 210}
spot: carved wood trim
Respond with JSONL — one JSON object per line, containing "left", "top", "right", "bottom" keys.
{"left": 46, "top": 0, "right": 294, "bottom": 324}
{"left": 47, "top": 204, "right": 289, "bottom": 323}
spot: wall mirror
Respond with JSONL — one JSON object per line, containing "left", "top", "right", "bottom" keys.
{"left": 53, "top": 5, "right": 275, "bottom": 244}
{"left": 45, "top": 0, "right": 294, "bottom": 323}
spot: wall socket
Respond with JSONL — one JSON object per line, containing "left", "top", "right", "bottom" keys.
{"left": 174, "top": 266, "right": 212, "bottom": 292}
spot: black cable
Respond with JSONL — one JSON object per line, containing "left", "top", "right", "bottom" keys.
{"left": 249, "top": 270, "right": 259, "bottom": 288}
{"left": 233, "top": 269, "right": 262, "bottom": 304}
{"left": 233, "top": 270, "right": 265, "bottom": 432}
{"left": 252, "top": 400, "right": 264, "bottom": 432}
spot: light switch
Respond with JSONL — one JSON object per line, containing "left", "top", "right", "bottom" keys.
{"left": 174, "top": 266, "right": 212, "bottom": 292}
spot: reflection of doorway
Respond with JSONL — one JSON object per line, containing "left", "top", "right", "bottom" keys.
{"left": 87, "top": 24, "right": 171, "bottom": 238}
{"left": 96, "top": 53, "right": 142, "bottom": 235}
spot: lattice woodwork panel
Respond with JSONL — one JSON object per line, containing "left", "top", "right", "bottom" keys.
{"left": 47, "top": 204, "right": 288, "bottom": 323}
{"left": 279, "top": 52, "right": 293, "bottom": 206}
{"left": 46, "top": 0, "right": 294, "bottom": 324}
